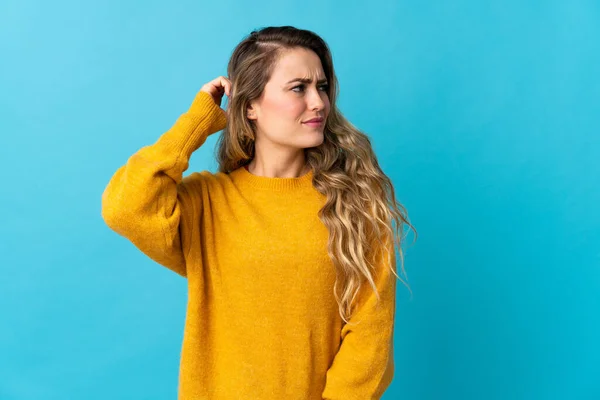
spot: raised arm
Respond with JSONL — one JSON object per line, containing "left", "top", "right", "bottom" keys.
{"left": 101, "top": 78, "right": 231, "bottom": 276}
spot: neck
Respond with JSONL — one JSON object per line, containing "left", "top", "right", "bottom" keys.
{"left": 247, "top": 146, "right": 311, "bottom": 178}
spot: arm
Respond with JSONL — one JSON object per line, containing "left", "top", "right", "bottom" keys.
{"left": 101, "top": 90, "right": 227, "bottom": 276}
{"left": 322, "top": 237, "right": 398, "bottom": 400}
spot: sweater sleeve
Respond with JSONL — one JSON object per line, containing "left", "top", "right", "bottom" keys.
{"left": 321, "top": 237, "right": 398, "bottom": 400}
{"left": 101, "top": 90, "right": 227, "bottom": 277}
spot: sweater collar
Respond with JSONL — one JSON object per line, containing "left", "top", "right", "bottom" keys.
{"left": 231, "top": 165, "right": 315, "bottom": 192}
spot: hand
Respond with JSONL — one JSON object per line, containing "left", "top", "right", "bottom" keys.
{"left": 200, "top": 76, "right": 232, "bottom": 108}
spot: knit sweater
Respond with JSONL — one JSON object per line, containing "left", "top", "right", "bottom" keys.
{"left": 101, "top": 90, "right": 397, "bottom": 399}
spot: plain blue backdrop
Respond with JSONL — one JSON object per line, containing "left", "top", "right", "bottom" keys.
{"left": 1, "top": 0, "right": 598, "bottom": 399}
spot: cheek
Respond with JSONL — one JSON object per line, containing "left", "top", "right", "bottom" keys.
{"left": 263, "top": 95, "right": 304, "bottom": 122}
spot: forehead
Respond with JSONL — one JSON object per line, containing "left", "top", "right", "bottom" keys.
{"left": 270, "top": 48, "right": 326, "bottom": 82}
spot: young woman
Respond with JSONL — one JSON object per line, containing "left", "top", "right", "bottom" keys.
{"left": 102, "top": 25, "right": 416, "bottom": 400}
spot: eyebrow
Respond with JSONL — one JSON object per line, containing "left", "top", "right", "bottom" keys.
{"left": 286, "top": 77, "right": 329, "bottom": 85}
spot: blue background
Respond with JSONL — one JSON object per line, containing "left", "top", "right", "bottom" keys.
{"left": 1, "top": 0, "right": 598, "bottom": 399}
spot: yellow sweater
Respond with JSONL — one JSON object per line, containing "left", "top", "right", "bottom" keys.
{"left": 101, "top": 90, "right": 397, "bottom": 399}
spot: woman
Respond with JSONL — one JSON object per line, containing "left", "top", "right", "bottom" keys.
{"left": 102, "top": 25, "right": 416, "bottom": 400}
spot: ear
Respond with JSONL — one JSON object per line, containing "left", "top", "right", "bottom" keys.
{"left": 246, "top": 103, "right": 257, "bottom": 120}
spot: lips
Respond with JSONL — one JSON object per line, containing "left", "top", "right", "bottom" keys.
{"left": 303, "top": 117, "right": 324, "bottom": 123}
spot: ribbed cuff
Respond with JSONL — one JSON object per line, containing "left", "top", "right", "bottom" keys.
{"left": 154, "top": 90, "right": 228, "bottom": 165}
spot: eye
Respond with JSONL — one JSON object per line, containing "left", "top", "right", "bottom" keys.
{"left": 291, "top": 84, "right": 330, "bottom": 93}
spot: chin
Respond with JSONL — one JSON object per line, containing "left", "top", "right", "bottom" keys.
{"left": 299, "top": 132, "right": 325, "bottom": 148}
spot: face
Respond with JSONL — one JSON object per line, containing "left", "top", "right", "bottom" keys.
{"left": 247, "top": 47, "right": 331, "bottom": 150}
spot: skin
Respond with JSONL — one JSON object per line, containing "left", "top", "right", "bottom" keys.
{"left": 201, "top": 47, "right": 331, "bottom": 178}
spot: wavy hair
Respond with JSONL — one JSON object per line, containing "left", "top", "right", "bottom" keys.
{"left": 215, "top": 26, "right": 417, "bottom": 324}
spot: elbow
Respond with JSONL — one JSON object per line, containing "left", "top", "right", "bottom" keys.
{"left": 101, "top": 202, "right": 117, "bottom": 230}
{"left": 101, "top": 189, "right": 129, "bottom": 234}
{"left": 101, "top": 202, "right": 120, "bottom": 233}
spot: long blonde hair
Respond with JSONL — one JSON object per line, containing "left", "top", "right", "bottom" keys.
{"left": 215, "top": 26, "right": 417, "bottom": 324}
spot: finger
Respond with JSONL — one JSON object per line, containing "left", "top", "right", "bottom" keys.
{"left": 223, "top": 77, "right": 231, "bottom": 96}
{"left": 221, "top": 77, "right": 230, "bottom": 97}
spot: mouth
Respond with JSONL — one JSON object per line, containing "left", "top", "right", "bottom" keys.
{"left": 302, "top": 117, "right": 324, "bottom": 128}
{"left": 303, "top": 117, "right": 324, "bottom": 123}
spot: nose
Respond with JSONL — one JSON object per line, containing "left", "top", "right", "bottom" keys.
{"left": 307, "top": 88, "right": 326, "bottom": 111}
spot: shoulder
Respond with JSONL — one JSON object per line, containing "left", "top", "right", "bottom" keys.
{"left": 181, "top": 169, "right": 236, "bottom": 193}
